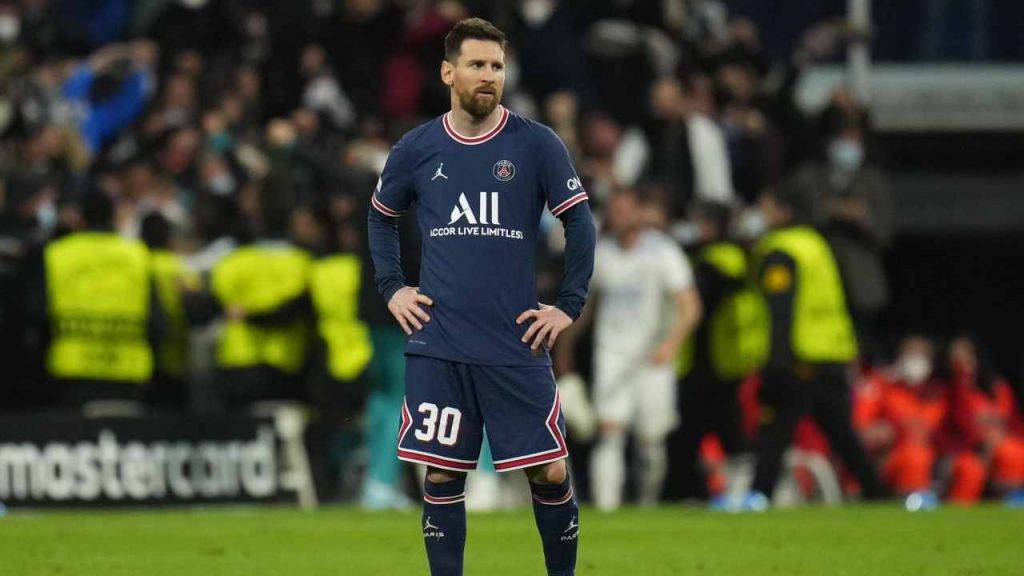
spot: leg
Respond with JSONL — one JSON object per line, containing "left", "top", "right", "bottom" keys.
{"left": 525, "top": 459, "right": 578, "bottom": 576}
{"left": 400, "top": 357, "right": 485, "bottom": 576}
{"left": 884, "top": 441, "right": 935, "bottom": 495}
{"left": 668, "top": 374, "right": 711, "bottom": 500}
{"left": 422, "top": 467, "right": 468, "bottom": 576}
{"left": 472, "top": 365, "right": 575, "bottom": 576}
{"left": 590, "top": 421, "right": 627, "bottom": 510}
{"left": 947, "top": 451, "right": 986, "bottom": 504}
{"left": 362, "top": 326, "right": 409, "bottom": 508}
{"left": 751, "top": 369, "right": 805, "bottom": 497}
{"left": 634, "top": 434, "right": 669, "bottom": 506}
{"left": 584, "top": 359, "right": 634, "bottom": 510}
{"left": 632, "top": 364, "right": 679, "bottom": 506}
{"left": 810, "top": 366, "right": 888, "bottom": 499}
{"left": 990, "top": 436, "right": 1024, "bottom": 494}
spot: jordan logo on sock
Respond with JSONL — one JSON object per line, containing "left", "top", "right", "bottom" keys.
{"left": 560, "top": 516, "right": 579, "bottom": 542}
{"left": 423, "top": 517, "right": 445, "bottom": 539}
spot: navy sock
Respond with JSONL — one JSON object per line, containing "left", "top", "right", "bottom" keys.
{"left": 422, "top": 476, "right": 467, "bottom": 576}
{"left": 530, "top": 476, "right": 579, "bottom": 576}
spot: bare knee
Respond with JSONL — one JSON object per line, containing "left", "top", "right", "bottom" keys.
{"left": 597, "top": 421, "right": 626, "bottom": 438}
{"left": 426, "top": 466, "right": 467, "bottom": 484}
{"left": 525, "top": 459, "right": 567, "bottom": 485}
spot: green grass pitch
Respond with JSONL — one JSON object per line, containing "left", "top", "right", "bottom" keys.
{"left": 2, "top": 505, "right": 1022, "bottom": 575}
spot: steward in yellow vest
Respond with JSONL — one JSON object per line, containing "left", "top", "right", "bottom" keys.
{"left": 40, "top": 191, "right": 164, "bottom": 406}
{"left": 209, "top": 232, "right": 313, "bottom": 408}
{"left": 141, "top": 213, "right": 199, "bottom": 408}
{"left": 747, "top": 181, "right": 886, "bottom": 503}
{"left": 669, "top": 201, "right": 766, "bottom": 500}
{"left": 308, "top": 250, "right": 373, "bottom": 417}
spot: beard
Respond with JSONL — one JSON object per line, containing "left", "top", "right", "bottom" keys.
{"left": 456, "top": 85, "right": 501, "bottom": 120}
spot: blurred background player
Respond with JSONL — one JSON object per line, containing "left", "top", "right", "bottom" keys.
{"left": 669, "top": 199, "right": 765, "bottom": 501}
{"left": 745, "top": 179, "right": 886, "bottom": 509}
{"left": 564, "top": 188, "right": 701, "bottom": 511}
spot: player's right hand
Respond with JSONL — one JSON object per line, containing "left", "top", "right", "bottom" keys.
{"left": 388, "top": 286, "right": 433, "bottom": 335}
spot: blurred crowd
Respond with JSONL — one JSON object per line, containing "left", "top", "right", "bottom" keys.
{"left": 0, "top": 0, "right": 1020, "bottom": 508}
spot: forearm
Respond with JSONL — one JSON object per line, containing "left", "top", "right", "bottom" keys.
{"left": 663, "top": 288, "right": 701, "bottom": 349}
{"left": 554, "top": 202, "right": 596, "bottom": 321}
{"left": 367, "top": 206, "right": 406, "bottom": 302}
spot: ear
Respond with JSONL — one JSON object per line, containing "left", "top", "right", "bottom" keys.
{"left": 440, "top": 60, "right": 454, "bottom": 87}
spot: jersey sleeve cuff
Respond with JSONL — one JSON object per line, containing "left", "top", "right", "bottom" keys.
{"left": 371, "top": 194, "right": 404, "bottom": 217}
{"left": 549, "top": 192, "right": 589, "bottom": 217}
{"left": 554, "top": 298, "right": 583, "bottom": 322}
{"left": 379, "top": 278, "right": 406, "bottom": 303}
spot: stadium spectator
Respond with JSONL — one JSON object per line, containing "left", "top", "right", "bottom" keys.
{"left": 798, "top": 89, "right": 893, "bottom": 360}
{"left": 854, "top": 336, "right": 947, "bottom": 506}
{"left": 944, "top": 335, "right": 1024, "bottom": 506}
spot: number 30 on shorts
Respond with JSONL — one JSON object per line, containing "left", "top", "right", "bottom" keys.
{"left": 414, "top": 403, "right": 462, "bottom": 446}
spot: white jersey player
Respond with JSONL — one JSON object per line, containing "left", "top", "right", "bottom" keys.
{"left": 560, "top": 189, "right": 702, "bottom": 510}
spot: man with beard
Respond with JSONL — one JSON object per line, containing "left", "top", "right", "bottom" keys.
{"left": 367, "top": 18, "right": 596, "bottom": 576}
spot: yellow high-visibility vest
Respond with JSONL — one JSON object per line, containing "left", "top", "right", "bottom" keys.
{"left": 45, "top": 232, "right": 153, "bottom": 382}
{"left": 151, "top": 249, "right": 199, "bottom": 378}
{"left": 753, "top": 225, "right": 858, "bottom": 363}
{"left": 211, "top": 244, "right": 311, "bottom": 374}
{"left": 677, "top": 242, "right": 768, "bottom": 379}
{"left": 309, "top": 254, "right": 373, "bottom": 381}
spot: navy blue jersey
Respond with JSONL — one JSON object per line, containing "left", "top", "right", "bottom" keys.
{"left": 371, "top": 107, "right": 589, "bottom": 366}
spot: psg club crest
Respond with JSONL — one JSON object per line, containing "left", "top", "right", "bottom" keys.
{"left": 493, "top": 160, "right": 516, "bottom": 182}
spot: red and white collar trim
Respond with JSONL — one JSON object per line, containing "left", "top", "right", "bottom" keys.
{"left": 443, "top": 106, "right": 509, "bottom": 145}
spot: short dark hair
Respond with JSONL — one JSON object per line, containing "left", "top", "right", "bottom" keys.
{"left": 768, "top": 177, "right": 816, "bottom": 223}
{"left": 691, "top": 200, "right": 732, "bottom": 237}
{"left": 444, "top": 18, "right": 506, "bottom": 62}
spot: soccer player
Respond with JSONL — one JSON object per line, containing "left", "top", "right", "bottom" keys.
{"left": 367, "top": 18, "right": 596, "bottom": 576}
{"left": 560, "top": 190, "right": 701, "bottom": 510}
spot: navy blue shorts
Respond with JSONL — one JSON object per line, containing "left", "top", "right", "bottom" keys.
{"left": 398, "top": 355, "right": 568, "bottom": 472}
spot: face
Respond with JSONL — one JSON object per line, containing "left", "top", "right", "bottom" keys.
{"left": 949, "top": 337, "right": 977, "bottom": 374}
{"left": 606, "top": 193, "right": 641, "bottom": 235}
{"left": 758, "top": 192, "right": 788, "bottom": 229}
{"left": 442, "top": 38, "right": 505, "bottom": 120}
{"left": 897, "top": 336, "right": 934, "bottom": 386}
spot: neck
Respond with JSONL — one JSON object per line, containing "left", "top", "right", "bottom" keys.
{"left": 616, "top": 228, "right": 640, "bottom": 248}
{"left": 447, "top": 104, "right": 503, "bottom": 138}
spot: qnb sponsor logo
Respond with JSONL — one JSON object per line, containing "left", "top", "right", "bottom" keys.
{"left": 0, "top": 428, "right": 278, "bottom": 502}
{"left": 567, "top": 177, "right": 582, "bottom": 191}
{"left": 430, "top": 192, "right": 524, "bottom": 240}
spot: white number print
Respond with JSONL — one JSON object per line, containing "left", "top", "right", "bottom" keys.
{"left": 415, "top": 403, "right": 462, "bottom": 446}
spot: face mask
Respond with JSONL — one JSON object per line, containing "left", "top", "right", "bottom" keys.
{"left": 208, "top": 172, "right": 236, "bottom": 196}
{"left": 209, "top": 131, "right": 232, "bottom": 153}
{"left": 0, "top": 14, "right": 20, "bottom": 44}
{"left": 36, "top": 201, "right": 57, "bottom": 232}
{"left": 900, "top": 355, "right": 932, "bottom": 386}
{"left": 521, "top": 0, "right": 555, "bottom": 27}
{"left": 828, "top": 138, "right": 864, "bottom": 172}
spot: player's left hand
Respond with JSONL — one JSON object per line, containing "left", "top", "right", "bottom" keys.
{"left": 650, "top": 340, "right": 677, "bottom": 365}
{"left": 517, "top": 304, "right": 572, "bottom": 351}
